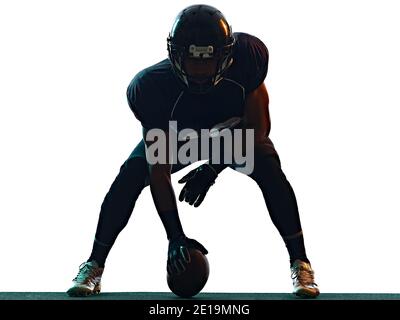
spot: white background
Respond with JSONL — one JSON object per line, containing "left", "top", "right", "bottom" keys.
{"left": 1, "top": 0, "right": 399, "bottom": 293}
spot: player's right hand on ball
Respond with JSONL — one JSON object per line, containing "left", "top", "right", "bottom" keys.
{"left": 167, "top": 235, "right": 208, "bottom": 275}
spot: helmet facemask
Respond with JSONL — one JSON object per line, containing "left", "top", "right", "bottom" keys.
{"left": 167, "top": 39, "right": 235, "bottom": 94}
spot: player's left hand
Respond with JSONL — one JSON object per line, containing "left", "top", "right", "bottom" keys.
{"left": 178, "top": 164, "right": 218, "bottom": 207}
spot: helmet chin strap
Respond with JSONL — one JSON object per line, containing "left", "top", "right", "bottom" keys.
{"left": 181, "top": 49, "right": 234, "bottom": 94}
{"left": 174, "top": 61, "right": 189, "bottom": 87}
{"left": 214, "top": 56, "right": 234, "bottom": 86}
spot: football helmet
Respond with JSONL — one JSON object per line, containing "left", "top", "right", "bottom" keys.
{"left": 167, "top": 4, "right": 236, "bottom": 94}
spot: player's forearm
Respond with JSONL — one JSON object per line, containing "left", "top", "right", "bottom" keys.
{"left": 149, "top": 167, "right": 184, "bottom": 240}
{"left": 149, "top": 166, "right": 178, "bottom": 213}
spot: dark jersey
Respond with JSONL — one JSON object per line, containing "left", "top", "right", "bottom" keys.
{"left": 126, "top": 32, "right": 269, "bottom": 132}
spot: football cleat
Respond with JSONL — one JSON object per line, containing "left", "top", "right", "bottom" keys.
{"left": 67, "top": 261, "right": 103, "bottom": 297}
{"left": 291, "top": 259, "right": 320, "bottom": 298}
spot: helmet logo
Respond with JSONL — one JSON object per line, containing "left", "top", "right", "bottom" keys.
{"left": 189, "top": 45, "right": 214, "bottom": 58}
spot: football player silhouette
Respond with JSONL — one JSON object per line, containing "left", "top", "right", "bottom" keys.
{"left": 67, "top": 4, "right": 319, "bottom": 298}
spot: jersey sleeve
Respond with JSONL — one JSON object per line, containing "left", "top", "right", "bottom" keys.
{"left": 126, "top": 71, "right": 170, "bottom": 130}
{"left": 234, "top": 33, "right": 269, "bottom": 94}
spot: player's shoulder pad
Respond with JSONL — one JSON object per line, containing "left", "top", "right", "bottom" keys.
{"left": 126, "top": 60, "right": 171, "bottom": 130}
{"left": 230, "top": 32, "right": 269, "bottom": 94}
